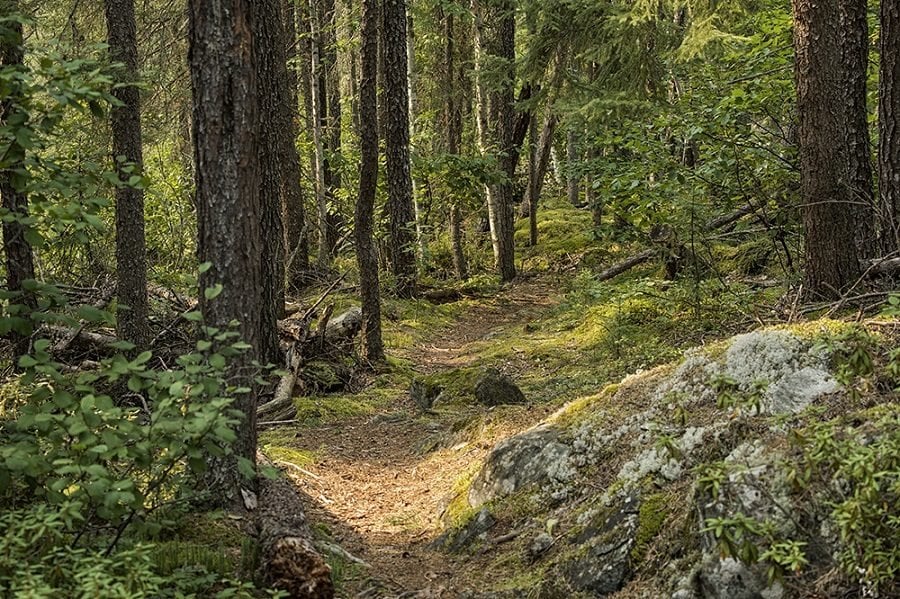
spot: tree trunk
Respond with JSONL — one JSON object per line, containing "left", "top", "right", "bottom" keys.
{"left": 527, "top": 113, "right": 539, "bottom": 246}
{"left": 321, "top": 0, "right": 343, "bottom": 256}
{"left": 0, "top": 0, "right": 35, "bottom": 361}
{"left": 520, "top": 111, "right": 557, "bottom": 219}
{"left": 407, "top": 10, "right": 427, "bottom": 265}
{"left": 355, "top": 0, "right": 385, "bottom": 363}
{"left": 839, "top": 0, "right": 877, "bottom": 259}
{"left": 566, "top": 128, "right": 580, "bottom": 206}
{"left": 253, "top": 0, "right": 292, "bottom": 366}
{"left": 283, "top": 0, "right": 310, "bottom": 278}
{"left": 443, "top": 9, "right": 468, "bottom": 280}
{"left": 382, "top": 0, "right": 418, "bottom": 297}
{"left": 792, "top": 0, "right": 861, "bottom": 298}
{"left": 188, "top": 0, "right": 262, "bottom": 507}
{"left": 308, "top": 0, "right": 330, "bottom": 268}
{"left": 104, "top": 0, "right": 149, "bottom": 350}
{"left": 473, "top": 0, "right": 517, "bottom": 282}
{"left": 880, "top": 0, "right": 900, "bottom": 254}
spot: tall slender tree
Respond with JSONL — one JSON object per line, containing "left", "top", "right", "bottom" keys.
{"left": 382, "top": 0, "right": 418, "bottom": 297}
{"left": 188, "top": 0, "right": 262, "bottom": 506}
{"left": 356, "top": 0, "right": 385, "bottom": 362}
{"left": 0, "top": 0, "right": 35, "bottom": 360}
{"left": 880, "top": 0, "right": 900, "bottom": 254}
{"left": 474, "top": 0, "right": 517, "bottom": 282}
{"left": 104, "top": 0, "right": 149, "bottom": 349}
{"left": 321, "top": 0, "right": 344, "bottom": 255}
{"left": 792, "top": 0, "right": 861, "bottom": 298}
{"left": 283, "top": 0, "right": 310, "bottom": 277}
{"left": 443, "top": 8, "right": 468, "bottom": 280}
{"left": 839, "top": 0, "right": 877, "bottom": 259}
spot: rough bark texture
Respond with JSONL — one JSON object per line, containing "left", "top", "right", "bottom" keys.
{"left": 527, "top": 113, "right": 539, "bottom": 246}
{"left": 474, "top": 0, "right": 517, "bottom": 282}
{"left": 308, "top": 0, "right": 330, "bottom": 267}
{"left": 355, "top": 0, "right": 386, "bottom": 363}
{"left": 0, "top": 0, "right": 36, "bottom": 360}
{"left": 792, "top": 0, "right": 861, "bottom": 299}
{"left": 104, "top": 0, "right": 149, "bottom": 350}
{"left": 520, "top": 111, "right": 557, "bottom": 219}
{"left": 252, "top": 0, "right": 289, "bottom": 366}
{"left": 880, "top": 0, "right": 900, "bottom": 254}
{"left": 839, "top": 0, "right": 877, "bottom": 259}
{"left": 188, "top": 0, "right": 262, "bottom": 507}
{"left": 283, "top": 0, "right": 310, "bottom": 277}
{"left": 382, "top": 0, "right": 418, "bottom": 297}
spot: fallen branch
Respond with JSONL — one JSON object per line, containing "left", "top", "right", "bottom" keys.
{"left": 865, "top": 257, "right": 900, "bottom": 276}
{"left": 596, "top": 249, "right": 656, "bottom": 282}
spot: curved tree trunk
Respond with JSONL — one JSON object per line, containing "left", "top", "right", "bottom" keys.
{"left": 105, "top": 0, "right": 149, "bottom": 350}
{"left": 383, "top": 0, "right": 418, "bottom": 298}
{"left": 880, "top": 0, "right": 900, "bottom": 254}
{"left": 355, "top": 0, "right": 385, "bottom": 363}
{"left": 188, "top": 0, "right": 262, "bottom": 507}
{"left": 792, "top": 0, "right": 861, "bottom": 298}
{"left": 473, "top": 0, "right": 517, "bottom": 282}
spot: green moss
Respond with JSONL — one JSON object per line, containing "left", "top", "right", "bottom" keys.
{"left": 631, "top": 493, "right": 672, "bottom": 563}
{"left": 262, "top": 445, "right": 317, "bottom": 467}
{"left": 443, "top": 461, "right": 484, "bottom": 528}
{"left": 293, "top": 395, "right": 376, "bottom": 425}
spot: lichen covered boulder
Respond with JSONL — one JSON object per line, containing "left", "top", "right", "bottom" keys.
{"left": 468, "top": 424, "right": 572, "bottom": 507}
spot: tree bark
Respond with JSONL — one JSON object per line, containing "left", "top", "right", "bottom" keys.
{"left": 321, "top": 0, "right": 343, "bottom": 256}
{"left": 308, "top": 0, "right": 330, "bottom": 268}
{"left": 473, "top": 0, "right": 517, "bottom": 282}
{"left": 104, "top": 0, "right": 149, "bottom": 350}
{"left": 1, "top": 0, "right": 36, "bottom": 361}
{"left": 283, "top": 0, "right": 311, "bottom": 278}
{"left": 839, "top": 0, "right": 877, "bottom": 260}
{"left": 792, "top": 0, "right": 861, "bottom": 298}
{"left": 880, "top": 0, "right": 900, "bottom": 254}
{"left": 566, "top": 128, "right": 579, "bottom": 206}
{"left": 407, "top": 10, "right": 427, "bottom": 265}
{"left": 252, "top": 0, "right": 291, "bottom": 366}
{"left": 188, "top": 0, "right": 262, "bottom": 507}
{"left": 382, "top": 0, "right": 418, "bottom": 297}
{"left": 355, "top": 0, "right": 386, "bottom": 363}
{"left": 520, "top": 111, "right": 557, "bottom": 219}
{"left": 527, "top": 113, "right": 539, "bottom": 246}
{"left": 443, "top": 9, "right": 468, "bottom": 280}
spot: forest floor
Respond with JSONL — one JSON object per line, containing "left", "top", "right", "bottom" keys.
{"left": 272, "top": 275, "right": 564, "bottom": 597}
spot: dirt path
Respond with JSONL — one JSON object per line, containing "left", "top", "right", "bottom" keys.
{"left": 281, "top": 276, "right": 561, "bottom": 597}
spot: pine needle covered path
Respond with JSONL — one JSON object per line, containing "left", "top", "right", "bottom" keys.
{"left": 271, "top": 276, "right": 562, "bottom": 596}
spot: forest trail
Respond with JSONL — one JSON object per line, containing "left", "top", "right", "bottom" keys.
{"left": 282, "top": 275, "right": 563, "bottom": 597}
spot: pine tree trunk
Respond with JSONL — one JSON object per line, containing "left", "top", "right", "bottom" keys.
{"left": 567, "top": 128, "right": 580, "bottom": 207}
{"left": 356, "top": 0, "right": 385, "bottom": 363}
{"left": 308, "top": 0, "right": 330, "bottom": 268}
{"left": 792, "top": 0, "right": 861, "bottom": 298}
{"left": 321, "top": 0, "right": 343, "bottom": 256}
{"left": 407, "top": 10, "right": 427, "bottom": 265}
{"left": 473, "top": 0, "right": 516, "bottom": 282}
{"left": 283, "top": 0, "right": 310, "bottom": 277}
{"left": 104, "top": 0, "right": 149, "bottom": 350}
{"left": 527, "top": 113, "right": 539, "bottom": 246}
{"left": 444, "top": 10, "right": 468, "bottom": 280}
{"left": 252, "top": 0, "right": 291, "bottom": 366}
{"left": 0, "top": 0, "right": 36, "bottom": 360}
{"left": 188, "top": 0, "right": 262, "bottom": 507}
{"left": 880, "top": 0, "right": 900, "bottom": 253}
{"left": 839, "top": 0, "right": 877, "bottom": 259}
{"left": 382, "top": 0, "right": 418, "bottom": 298}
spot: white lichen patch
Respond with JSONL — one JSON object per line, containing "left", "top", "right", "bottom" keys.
{"left": 655, "top": 330, "right": 838, "bottom": 415}
{"left": 617, "top": 426, "right": 709, "bottom": 484}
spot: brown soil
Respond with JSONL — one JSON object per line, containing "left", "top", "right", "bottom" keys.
{"left": 280, "top": 275, "right": 562, "bottom": 597}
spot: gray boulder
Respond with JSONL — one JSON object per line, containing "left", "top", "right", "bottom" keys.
{"left": 468, "top": 425, "right": 572, "bottom": 507}
{"left": 432, "top": 507, "right": 496, "bottom": 553}
{"left": 475, "top": 368, "right": 527, "bottom": 406}
{"left": 562, "top": 495, "right": 641, "bottom": 596}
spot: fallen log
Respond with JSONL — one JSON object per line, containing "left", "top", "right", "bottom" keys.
{"left": 46, "top": 325, "right": 118, "bottom": 351}
{"left": 865, "top": 257, "right": 900, "bottom": 276}
{"left": 596, "top": 249, "right": 656, "bottom": 282}
{"left": 257, "top": 455, "right": 334, "bottom": 598}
